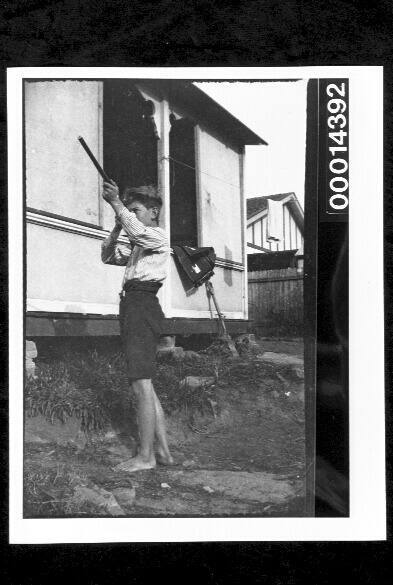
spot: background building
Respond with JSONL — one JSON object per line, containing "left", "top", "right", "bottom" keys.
{"left": 246, "top": 193, "right": 304, "bottom": 337}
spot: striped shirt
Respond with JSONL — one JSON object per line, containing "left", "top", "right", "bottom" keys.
{"left": 101, "top": 207, "right": 170, "bottom": 285}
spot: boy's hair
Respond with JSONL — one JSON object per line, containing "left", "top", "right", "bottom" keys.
{"left": 122, "top": 185, "right": 162, "bottom": 212}
{"left": 122, "top": 185, "right": 162, "bottom": 224}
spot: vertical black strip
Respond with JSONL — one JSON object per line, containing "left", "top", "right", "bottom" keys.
{"left": 303, "top": 78, "right": 319, "bottom": 517}
{"left": 315, "top": 79, "right": 349, "bottom": 516}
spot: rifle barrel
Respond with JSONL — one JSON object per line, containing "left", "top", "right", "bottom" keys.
{"left": 77, "top": 136, "right": 110, "bottom": 182}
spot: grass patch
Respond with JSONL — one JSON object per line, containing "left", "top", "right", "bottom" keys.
{"left": 26, "top": 344, "right": 300, "bottom": 434}
{"left": 26, "top": 348, "right": 227, "bottom": 430}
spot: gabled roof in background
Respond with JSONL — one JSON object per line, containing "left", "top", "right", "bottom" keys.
{"left": 247, "top": 193, "right": 304, "bottom": 232}
{"left": 137, "top": 79, "right": 267, "bottom": 149}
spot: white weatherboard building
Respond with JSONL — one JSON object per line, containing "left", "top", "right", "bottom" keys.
{"left": 246, "top": 193, "right": 304, "bottom": 255}
{"left": 25, "top": 79, "right": 266, "bottom": 340}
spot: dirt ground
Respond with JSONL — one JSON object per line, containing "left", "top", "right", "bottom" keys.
{"left": 24, "top": 338, "right": 306, "bottom": 518}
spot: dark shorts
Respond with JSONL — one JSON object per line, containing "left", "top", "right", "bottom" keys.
{"left": 119, "top": 281, "right": 164, "bottom": 381}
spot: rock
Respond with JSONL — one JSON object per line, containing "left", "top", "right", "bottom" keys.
{"left": 178, "top": 470, "right": 298, "bottom": 504}
{"left": 183, "top": 350, "right": 203, "bottom": 361}
{"left": 161, "top": 483, "right": 171, "bottom": 489}
{"left": 158, "top": 336, "right": 176, "bottom": 349}
{"left": 203, "top": 486, "right": 215, "bottom": 494}
{"left": 24, "top": 414, "right": 88, "bottom": 449}
{"left": 180, "top": 376, "right": 215, "bottom": 391}
{"left": 25, "top": 340, "right": 37, "bottom": 378}
{"left": 26, "top": 340, "right": 38, "bottom": 358}
{"left": 235, "top": 334, "right": 260, "bottom": 355}
{"left": 258, "top": 352, "right": 303, "bottom": 367}
{"left": 182, "top": 459, "right": 197, "bottom": 469}
{"left": 157, "top": 346, "right": 185, "bottom": 360}
{"left": 112, "top": 487, "right": 136, "bottom": 511}
{"left": 292, "top": 367, "right": 304, "bottom": 380}
{"left": 72, "top": 485, "right": 125, "bottom": 516}
{"left": 24, "top": 433, "right": 50, "bottom": 444}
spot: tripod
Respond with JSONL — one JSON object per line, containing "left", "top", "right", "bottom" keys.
{"left": 205, "top": 280, "right": 238, "bottom": 357}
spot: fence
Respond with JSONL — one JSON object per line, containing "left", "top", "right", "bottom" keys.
{"left": 248, "top": 267, "right": 303, "bottom": 337}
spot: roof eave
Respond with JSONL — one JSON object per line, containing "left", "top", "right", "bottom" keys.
{"left": 138, "top": 79, "right": 267, "bottom": 147}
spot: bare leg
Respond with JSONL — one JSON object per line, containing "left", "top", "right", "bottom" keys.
{"left": 152, "top": 386, "right": 174, "bottom": 465}
{"left": 114, "top": 379, "right": 156, "bottom": 472}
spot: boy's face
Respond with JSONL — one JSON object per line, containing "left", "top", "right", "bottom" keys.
{"left": 127, "top": 199, "right": 158, "bottom": 227}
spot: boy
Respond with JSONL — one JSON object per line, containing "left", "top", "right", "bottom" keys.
{"left": 101, "top": 180, "right": 174, "bottom": 472}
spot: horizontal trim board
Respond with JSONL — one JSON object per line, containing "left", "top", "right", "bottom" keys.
{"left": 168, "top": 309, "right": 244, "bottom": 320}
{"left": 27, "top": 207, "right": 103, "bottom": 230}
{"left": 26, "top": 314, "right": 251, "bottom": 337}
{"left": 248, "top": 275, "right": 303, "bottom": 283}
{"left": 215, "top": 258, "right": 244, "bottom": 271}
{"left": 27, "top": 298, "right": 119, "bottom": 315}
{"left": 27, "top": 214, "right": 244, "bottom": 272}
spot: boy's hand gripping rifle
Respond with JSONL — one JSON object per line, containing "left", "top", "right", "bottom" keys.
{"left": 77, "top": 136, "right": 111, "bottom": 182}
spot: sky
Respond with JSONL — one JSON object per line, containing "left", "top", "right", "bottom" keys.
{"left": 195, "top": 81, "right": 308, "bottom": 209}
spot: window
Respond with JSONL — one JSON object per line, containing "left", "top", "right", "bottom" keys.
{"left": 169, "top": 116, "right": 198, "bottom": 247}
{"left": 103, "top": 80, "right": 158, "bottom": 194}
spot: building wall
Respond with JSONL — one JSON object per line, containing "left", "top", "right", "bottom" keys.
{"left": 25, "top": 81, "right": 104, "bottom": 226}
{"left": 25, "top": 81, "right": 247, "bottom": 324}
{"left": 247, "top": 203, "right": 303, "bottom": 254}
{"left": 197, "top": 129, "right": 243, "bottom": 263}
{"left": 169, "top": 260, "right": 244, "bottom": 318}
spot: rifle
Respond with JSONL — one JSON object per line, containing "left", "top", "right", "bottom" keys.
{"left": 77, "top": 136, "right": 111, "bottom": 182}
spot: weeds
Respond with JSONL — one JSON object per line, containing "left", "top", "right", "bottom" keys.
{"left": 26, "top": 348, "right": 226, "bottom": 433}
{"left": 26, "top": 342, "right": 301, "bottom": 440}
{"left": 23, "top": 463, "right": 104, "bottom": 517}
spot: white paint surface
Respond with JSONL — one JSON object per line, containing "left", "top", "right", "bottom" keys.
{"left": 195, "top": 81, "right": 308, "bottom": 208}
{"left": 197, "top": 128, "right": 242, "bottom": 262}
{"left": 25, "top": 81, "right": 103, "bottom": 224}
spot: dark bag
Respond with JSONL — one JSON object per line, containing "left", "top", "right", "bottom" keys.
{"left": 172, "top": 245, "right": 216, "bottom": 288}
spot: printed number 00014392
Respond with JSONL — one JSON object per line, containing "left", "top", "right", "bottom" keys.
{"left": 327, "top": 82, "right": 348, "bottom": 212}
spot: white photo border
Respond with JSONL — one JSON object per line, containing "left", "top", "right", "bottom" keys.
{"left": 8, "top": 66, "right": 385, "bottom": 543}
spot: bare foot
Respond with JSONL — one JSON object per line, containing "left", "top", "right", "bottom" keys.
{"left": 156, "top": 453, "right": 175, "bottom": 466}
{"left": 113, "top": 455, "right": 156, "bottom": 473}
{"left": 156, "top": 447, "right": 175, "bottom": 466}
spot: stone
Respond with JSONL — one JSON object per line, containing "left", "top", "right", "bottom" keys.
{"left": 72, "top": 485, "right": 125, "bottom": 516}
{"left": 258, "top": 352, "right": 304, "bottom": 367}
{"left": 25, "top": 340, "right": 37, "bottom": 378}
{"left": 179, "top": 376, "right": 215, "bottom": 391}
{"left": 292, "top": 367, "right": 304, "bottom": 380}
{"left": 177, "top": 470, "right": 298, "bottom": 504}
{"left": 24, "top": 414, "right": 87, "bottom": 449}
{"left": 182, "top": 459, "right": 197, "bottom": 469}
{"left": 25, "top": 358, "right": 36, "bottom": 378}
{"left": 203, "top": 486, "right": 215, "bottom": 494}
{"left": 157, "top": 346, "right": 185, "bottom": 360}
{"left": 158, "top": 336, "right": 176, "bottom": 349}
{"left": 112, "top": 487, "right": 136, "bottom": 511}
{"left": 183, "top": 350, "right": 203, "bottom": 361}
{"left": 160, "top": 483, "right": 171, "bottom": 489}
{"left": 235, "top": 334, "right": 260, "bottom": 355}
{"left": 26, "top": 340, "right": 38, "bottom": 358}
